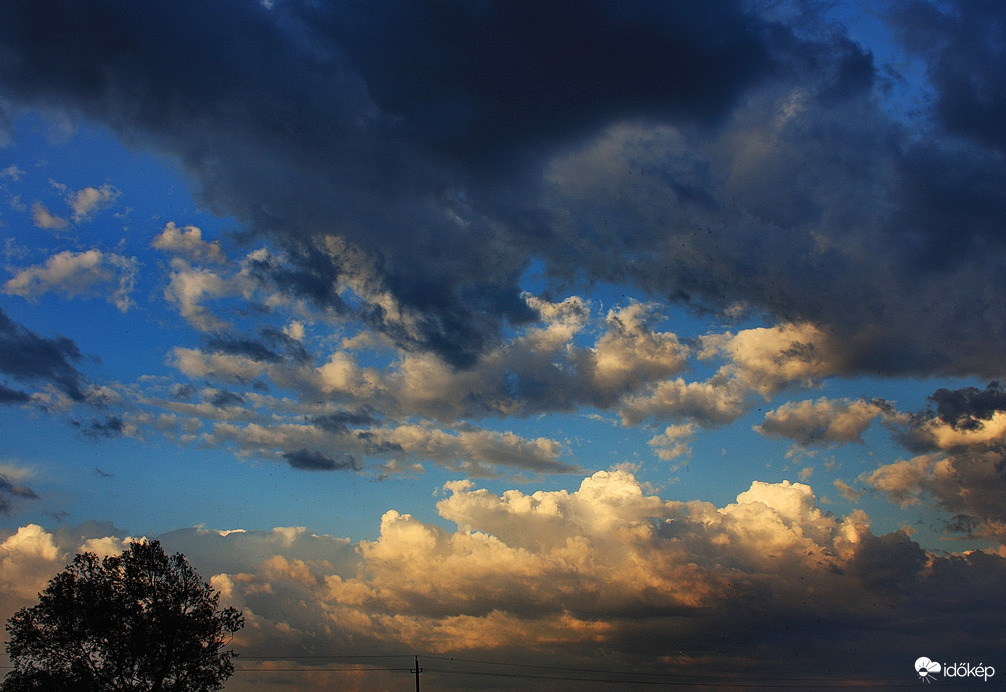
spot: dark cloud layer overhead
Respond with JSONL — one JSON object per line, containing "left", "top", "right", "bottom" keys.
{"left": 2, "top": 0, "right": 1006, "bottom": 378}
{"left": 332, "top": 0, "right": 772, "bottom": 165}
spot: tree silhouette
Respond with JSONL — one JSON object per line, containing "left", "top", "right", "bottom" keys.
{"left": 2, "top": 540, "right": 243, "bottom": 691}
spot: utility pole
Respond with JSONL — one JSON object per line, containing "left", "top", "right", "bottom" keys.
{"left": 411, "top": 655, "right": 423, "bottom": 691}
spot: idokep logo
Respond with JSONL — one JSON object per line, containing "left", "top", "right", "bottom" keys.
{"left": 915, "top": 658, "right": 940, "bottom": 684}
{"left": 915, "top": 657, "right": 996, "bottom": 684}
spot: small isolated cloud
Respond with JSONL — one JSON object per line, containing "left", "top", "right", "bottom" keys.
{"left": 151, "top": 222, "right": 227, "bottom": 264}
{"left": 648, "top": 422, "right": 696, "bottom": 462}
{"left": 30, "top": 201, "right": 69, "bottom": 230}
{"left": 67, "top": 183, "right": 119, "bottom": 222}
{"left": 4, "top": 249, "right": 139, "bottom": 311}
{"left": 755, "top": 397, "right": 891, "bottom": 447}
{"left": 1, "top": 164, "right": 24, "bottom": 181}
{"left": 283, "top": 448, "right": 357, "bottom": 472}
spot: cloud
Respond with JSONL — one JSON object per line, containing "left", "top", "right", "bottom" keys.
{"left": 161, "top": 262, "right": 238, "bottom": 331}
{"left": 0, "top": 1, "right": 998, "bottom": 377}
{"left": 861, "top": 382, "right": 1006, "bottom": 542}
{"left": 168, "top": 347, "right": 269, "bottom": 383}
{"left": 864, "top": 446, "right": 1006, "bottom": 542}
{"left": 144, "top": 292, "right": 924, "bottom": 474}
{"left": 1, "top": 164, "right": 25, "bottom": 181}
{"left": 927, "top": 380, "right": 1006, "bottom": 431}
{"left": 177, "top": 473, "right": 1006, "bottom": 679}
{"left": 0, "top": 524, "right": 61, "bottom": 602}
{"left": 755, "top": 397, "right": 892, "bottom": 447}
{"left": 71, "top": 414, "right": 128, "bottom": 439}
{"left": 648, "top": 422, "right": 696, "bottom": 462}
{"left": 0, "top": 0, "right": 908, "bottom": 373}
{"left": 834, "top": 478, "right": 863, "bottom": 502}
{"left": 282, "top": 448, "right": 357, "bottom": 472}
{"left": 888, "top": 0, "right": 1006, "bottom": 153}
{"left": 0, "top": 306, "right": 89, "bottom": 402}
{"left": 0, "top": 383, "right": 30, "bottom": 404}
{"left": 4, "top": 249, "right": 139, "bottom": 311}
{"left": 0, "top": 472, "right": 38, "bottom": 514}
{"left": 147, "top": 292, "right": 697, "bottom": 472}
{"left": 151, "top": 222, "right": 226, "bottom": 264}
{"left": 66, "top": 183, "right": 119, "bottom": 222}
{"left": 210, "top": 419, "right": 573, "bottom": 477}
{"left": 30, "top": 201, "right": 69, "bottom": 230}
{"left": 539, "top": 71, "right": 1006, "bottom": 379}
{"left": 208, "top": 390, "right": 245, "bottom": 409}
{"left": 207, "top": 329, "right": 311, "bottom": 366}
{"left": 1, "top": 475, "right": 1004, "bottom": 684}
{"left": 620, "top": 322, "right": 841, "bottom": 427}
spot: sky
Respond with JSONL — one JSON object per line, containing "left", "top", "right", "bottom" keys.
{"left": 0, "top": 0, "right": 1005, "bottom": 689}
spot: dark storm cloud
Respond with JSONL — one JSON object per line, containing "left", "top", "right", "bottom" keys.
{"left": 1, "top": 1, "right": 1005, "bottom": 376}
{"left": 0, "top": 307, "right": 88, "bottom": 402}
{"left": 283, "top": 448, "right": 358, "bottom": 472}
{"left": 0, "top": 473, "right": 38, "bottom": 514}
{"left": 332, "top": 0, "right": 772, "bottom": 166}
{"left": 889, "top": 0, "right": 1006, "bottom": 153}
{"left": 0, "top": 0, "right": 774, "bottom": 368}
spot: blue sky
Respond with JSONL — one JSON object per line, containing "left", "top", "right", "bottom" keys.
{"left": 1, "top": 1, "right": 1006, "bottom": 689}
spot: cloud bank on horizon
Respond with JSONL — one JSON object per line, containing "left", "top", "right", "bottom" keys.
{"left": 4, "top": 470, "right": 1004, "bottom": 687}
{"left": 1, "top": 0, "right": 1006, "bottom": 687}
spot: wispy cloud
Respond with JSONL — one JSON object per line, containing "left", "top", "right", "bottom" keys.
{"left": 4, "top": 249, "right": 138, "bottom": 311}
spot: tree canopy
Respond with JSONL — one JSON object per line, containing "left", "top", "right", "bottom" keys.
{"left": 3, "top": 540, "right": 243, "bottom": 691}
